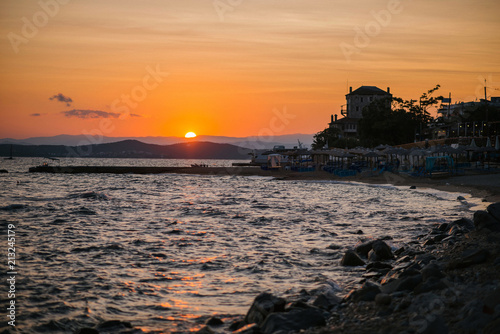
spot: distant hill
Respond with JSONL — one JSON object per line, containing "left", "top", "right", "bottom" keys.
{"left": 0, "top": 133, "right": 313, "bottom": 149}
{"left": 0, "top": 140, "right": 253, "bottom": 160}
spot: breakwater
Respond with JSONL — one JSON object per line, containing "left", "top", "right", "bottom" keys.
{"left": 28, "top": 165, "right": 189, "bottom": 174}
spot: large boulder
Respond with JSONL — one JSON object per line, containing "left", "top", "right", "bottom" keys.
{"left": 473, "top": 210, "right": 500, "bottom": 232}
{"left": 372, "top": 240, "right": 393, "bottom": 260}
{"left": 260, "top": 308, "right": 326, "bottom": 334}
{"left": 346, "top": 281, "right": 381, "bottom": 302}
{"left": 487, "top": 202, "right": 500, "bottom": 222}
{"left": 355, "top": 240, "right": 375, "bottom": 257}
{"left": 244, "top": 293, "right": 286, "bottom": 325}
{"left": 340, "top": 250, "right": 365, "bottom": 266}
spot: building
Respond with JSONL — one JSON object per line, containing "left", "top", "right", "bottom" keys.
{"left": 330, "top": 86, "right": 392, "bottom": 138}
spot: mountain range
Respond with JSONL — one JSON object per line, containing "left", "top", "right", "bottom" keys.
{"left": 0, "top": 133, "right": 313, "bottom": 150}
{"left": 0, "top": 140, "right": 255, "bottom": 160}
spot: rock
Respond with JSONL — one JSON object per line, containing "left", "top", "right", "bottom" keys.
{"left": 206, "top": 316, "right": 224, "bottom": 326}
{"left": 421, "top": 315, "right": 449, "bottom": 334}
{"left": 421, "top": 263, "right": 444, "bottom": 281}
{"left": 75, "top": 329, "right": 99, "bottom": 334}
{"left": 410, "top": 185, "right": 416, "bottom": 189}
{"left": 356, "top": 229, "right": 364, "bottom": 234}
{"left": 367, "top": 249, "right": 378, "bottom": 262}
{"left": 312, "top": 292, "right": 341, "bottom": 310}
{"left": 414, "top": 277, "right": 448, "bottom": 294}
{"left": 449, "top": 217, "right": 474, "bottom": 231}
{"left": 260, "top": 307, "right": 326, "bottom": 334}
{"left": 372, "top": 240, "right": 394, "bottom": 260}
{"left": 474, "top": 210, "right": 500, "bottom": 232}
{"left": 457, "top": 195, "right": 466, "bottom": 201}
{"left": 448, "top": 249, "right": 490, "bottom": 269}
{"left": 487, "top": 202, "right": 500, "bottom": 222}
{"left": 381, "top": 274, "right": 423, "bottom": 294}
{"left": 0, "top": 169, "right": 8, "bottom": 173}
{"left": 355, "top": 240, "right": 374, "bottom": 257}
{"left": 196, "top": 326, "right": 216, "bottom": 334}
{"left": 340, "top": 250, "right": 365, "bottom": 266}
{"left": 438, "top": 223, "right": 449, "bottom": 232}
{"left": 244, "top": 293, "right": 286, "bottom": 325}
{"left": 346, "top": 281, "right": 381, "bottom": 302}
{"left": 97, "top": 320, "right": 132, "bottom": 330}
{"left": 485, "top": 318, "right": 500, "bottom": 334}
{"left": 366, "top": 261, "right": 393, "bottom": 271}
{"left": 232, "top": 323, "right": 260, "bottom": 334}
{"left": 375, "top": 293, "right": 392, "bottom": 306}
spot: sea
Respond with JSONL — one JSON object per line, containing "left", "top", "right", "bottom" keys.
{"left": 0, "top": 157, "right": 487, "bottom": 333}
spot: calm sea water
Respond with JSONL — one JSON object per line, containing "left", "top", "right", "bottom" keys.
{"left": 0, "top": 158, "right": 484, "bottom": 333}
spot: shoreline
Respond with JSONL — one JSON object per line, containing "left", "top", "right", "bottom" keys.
{"left": 26, "top": 164, "right": 500, "bottom": 202}
{"left": 178, "top": 166, "right": 500, "bottom": 203}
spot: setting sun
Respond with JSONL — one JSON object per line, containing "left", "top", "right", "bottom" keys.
{"left": 185, "top": 132, "right": 197, "bottom": 138}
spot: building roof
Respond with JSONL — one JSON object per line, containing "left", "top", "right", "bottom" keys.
{"left": 347, "top": 86, "right": 390, "bottom": 96}
{"left": 330, "top": 117, "right": 360, "bottom": 124}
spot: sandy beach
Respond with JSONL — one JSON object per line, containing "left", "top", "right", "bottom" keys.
{"left": 175, "top": 166, "right": 500, "bottom": 203}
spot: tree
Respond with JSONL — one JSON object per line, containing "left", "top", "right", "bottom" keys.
{"left": 312, "top": 126, "right": 340, "bottom": 150}
{"left": 358, "top": 85, "right": 442, "bottom": 146}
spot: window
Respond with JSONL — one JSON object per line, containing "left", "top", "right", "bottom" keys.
{"left": 360, "top": 97, "right": 364, "bottom": 103}
{"left": 356, "top": 106, "right": 359, "bottom": 112}
{"left": 370, "top": 97, "right": 373, "bottom": 102}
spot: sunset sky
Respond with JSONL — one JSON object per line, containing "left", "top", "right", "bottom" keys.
{"left": 1, "top": 0, "right": 499, "bottom": 139}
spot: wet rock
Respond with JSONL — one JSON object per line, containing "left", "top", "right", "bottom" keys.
{"left": 410, "top": 185, "right": 416, "bottom": 189}
{"left": 260, "top": 307, "right": 326, "bottom": 334}
{"left": 75, "top": 329, "right": 99, "bottom": 334}
{"left": 0, "top": 169, "right": 8, "bottom": 173}
{"left": 97, "top": 320, "right": 132, "bottom": 330}
{"left": 448, "top": 249, "right": 490, "bottom": 269}
{"left": 196, "top": 326, "right": 216, "bottom": 334}
{"left": 381, "top": 274, "right": 423, "bottom": 294}
{"left": 457, "top": 195, "right": 466, "bottom": 201}
{"left": 312, "top": 292, "right": 341, "bottom": 310}
{"left": 366, "top": 261, "right": 393, "bottom": 271}
{"left": 206, "top": 316, "right": 224, "bottom": 326}
{"left": 340, "top": 250, "right": 365, "bottom": 266}
{"left": 232, "top": 323, "right": 260, "bottom": 334}
{"left": 487, "top": 202, "right": 500, "bottom": 222}
{"left": 244, "top": 292, "right": 286, "bottom": 325}
{"left": 375, "top": 293, "right": 392, "bottom": 306}
{"left": 355, "top": 240, "right": 374, "bottom": 257}
{"left": 346, "top": 281, "right": 381, "bottom": 302}
{"left": 474, "top": 210, "right": 500, "bottom": 232}
{"left": 356, "top": 229, "right": 364, "bottom": 234}
{"left": 438, "top": 223, "right": 449, "bottom": 232}
{"left": 449, "top": 217, "right": 474, "bottom": 231}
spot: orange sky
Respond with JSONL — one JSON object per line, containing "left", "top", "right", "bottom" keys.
{"left": 1, "top": 0, "right": 499, "bottom": 139}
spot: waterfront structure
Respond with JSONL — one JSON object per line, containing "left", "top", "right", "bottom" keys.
{"left": 330, "top": 86, "right": 392, "bottom": 138}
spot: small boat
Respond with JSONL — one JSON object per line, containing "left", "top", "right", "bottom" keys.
{"left": 4, "top": 144, "right": 14, "bottom": 160}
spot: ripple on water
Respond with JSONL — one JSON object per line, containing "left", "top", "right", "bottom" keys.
{"left": 1, "top": 159, "right": 478, "bottom": 333}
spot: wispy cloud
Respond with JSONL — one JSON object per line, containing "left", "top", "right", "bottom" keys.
{"left": 62, "top": 109, "right": 120, "bottom": 119}
{"left": 50, "top": 93, "right": 73, "bottom": 106}
{"left": 30, "top": 113, "right": 42, "bottom": 117}
{"left": 130, "top": 113, "right": 142, "bottom": 117}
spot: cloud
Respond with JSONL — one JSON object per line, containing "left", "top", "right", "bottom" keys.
{"left": 130, "top": 113, "right": 142, "bottom": 117}
{"left": 30, "top": 113, "right": 42, "bottom": 117}
{"left": 50, "top": 93, "right": 73, "bottom": 106}
{"left": 62, "top": 109, "right": 120, "bottom": 119}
